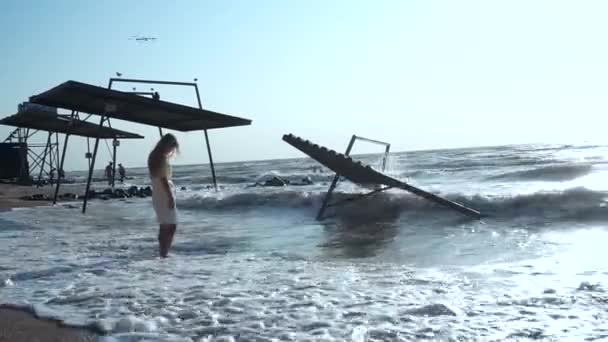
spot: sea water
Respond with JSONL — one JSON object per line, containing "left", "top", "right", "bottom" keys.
{"left": 1, "top": 143, "right": 608, "bottom": 341}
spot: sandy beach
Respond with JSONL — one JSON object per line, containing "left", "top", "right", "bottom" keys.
{"left": 0, "top": 185, "right": 102, "bottom": 342}
{"left": 0, "top": 306, "right": 100, "bottom": 342}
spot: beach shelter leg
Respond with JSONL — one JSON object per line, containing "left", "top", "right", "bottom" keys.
{"left": 54, "top": 132, "right": 60, "bottom": 177}
{"left": 204, "top": 129, "right": 218, "bottom": 190}
{"left": 381, "top": 144, "right": 391, "bottom": 172}
{"left": 82, "top": 116, "right": 106, "bottom": 214}
{"left": 316, "top": 135, "right": 357, "bottom": 220}
{"left": 53, "top": 133, "right": 70, "bottom": 204}
{"left": 36, "top": 132, "right": 52, "bottom": 187}
{"left": 86, "top": 138, "right": 91, "bottom": 170}
{"left": 194, "top": 84, "right": 218, "bottom": 191}
{"left": 111, "top": 138, "right": 117, "bottom": 188}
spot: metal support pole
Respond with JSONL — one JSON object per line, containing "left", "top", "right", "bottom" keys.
{"left": 53, "top": 133, "right": 70, "bottom": 204}
{"left": 54, "top": 132, "right": 60, "bottom": 175}
{"left": 86, "top": 138, "right": 91, "bottom": 171}
{"left": 158, "top": 127, "right": 164, "bottom": 138}
{"left": 194, "top": 84, "right": 203, "bottom": 109}
{"left": 109, "top": 78, "right": 197, "bottom": 87}
{"left": 316, "top": 135, "right": 357, "bottom": 220}
{"left": 203, "top": 130, "right": 218, "bottom": 190}
{"left": 111, "top": 138, "right": 117, "bottom": 188}
{"left": 19, "top": 143, "right": 28, "bottom": 182}
{"left": 36, "top": 132, "right": 52, "bottom": 187}
{"left": 194, "top": 84, "right": 218, "bottom": 191}
{"left": 381, "top": 144, "right": 391, "bottom": 172}
{"left": 82, "top": 116, "right": 106, "bottom": 214}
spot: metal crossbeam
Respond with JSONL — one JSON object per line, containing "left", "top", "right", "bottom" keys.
{"left": 316, "top": 134, "right": 392, "bottom": 220}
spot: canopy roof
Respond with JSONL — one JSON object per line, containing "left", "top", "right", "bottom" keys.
{"left": 29, "top": 80, "right": 252, "bottom": 131}
{"left": 0, "top": 110, "right": 144, "bottom": 139}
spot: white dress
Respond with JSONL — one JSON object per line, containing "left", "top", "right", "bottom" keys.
{"left": 150, "top": 159, "right": 177, "bottom": 224}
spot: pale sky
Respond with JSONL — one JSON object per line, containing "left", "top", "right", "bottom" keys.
{"left": 1, "top": 0, "right": 607, "bottom": 171}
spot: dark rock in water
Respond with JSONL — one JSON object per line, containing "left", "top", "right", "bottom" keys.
{"left": 113, "top": 189, "right": 128, "bottom": 198}
{"left": 180, "top": 186, "right": 187, "bottom": 191}
{"left": 100, "top": 195, "right": 110, "bottom": 201}
{"left": 143, "top": 186, "right": 152, "bottom": 196}
{"left": 291, "top": 176, "right": 314, "bottom": 186}
{"left": 264, "top": 176, "right": 288, "bottom": 187}
{"left": 507, "top": 329, "right": 545, "bottom": 340}
{"left": 59, "top": 193, "right": 78, "bottom": 200}
{"left": 127, "top": 186, "right": 139, "bottom": 196}
{"left": 402, "top": 304, "right": 456, "bottom": 317}
{"left": 577, "top": 281, "right": 603, "bottom": 292}
{"left": 86, "top": 190, "right": 96, "bottom": 199}
{"left": 24, "top": 194, "right": 49, "bottom": 201}
{"left": 101, "top": 188, "right": 113, "bottom": 195}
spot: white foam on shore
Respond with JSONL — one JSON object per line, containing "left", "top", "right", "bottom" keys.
{"left": 3, "top": 144, "right": 608, "bottom": 340}
{"left": 1, "top": 248, "right": 608, "bottom": 341}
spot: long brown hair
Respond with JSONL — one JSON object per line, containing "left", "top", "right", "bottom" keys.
{"left": 148, "top": 133, "right": 179, "bottom": 175}
{"left": 153, "top": 133, "right": 179, "bottom": 155}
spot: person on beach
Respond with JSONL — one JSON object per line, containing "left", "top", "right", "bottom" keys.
{"left": 105, "top": 162, "right": 113, "bottom": 185}
{"left": 118, "top": 163, "right": 126, "bottom": 183}
{"left": 147, "top": 134, "right": 179, "bottom": 258}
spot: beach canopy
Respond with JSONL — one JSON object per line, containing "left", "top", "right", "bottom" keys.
{"left": 0, "top": 109, "right": 143, "bottom": 139}
{"left": 29, "top": 80, "right": 252, "bottom": 131}
{"left": 22, "top": 77, "right": 253, "bottom": 214}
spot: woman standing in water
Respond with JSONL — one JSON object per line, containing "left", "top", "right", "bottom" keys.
{"left": 148, "top": 133, "right": 179, "bottom": 258}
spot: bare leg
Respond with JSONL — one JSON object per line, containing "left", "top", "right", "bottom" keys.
{"left": 158, "top": 224, "right": 170, "bottom": 258}
{"left": 165, "top": 224, "right": 177, "bottom": 255}
{"left": 158, "top": 224, "right": 177, "bottom": 258}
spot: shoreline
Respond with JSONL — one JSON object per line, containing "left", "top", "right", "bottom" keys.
{"left": 0, "top": 182, "right": 149, "bottom": 211}
{"left": 0, "top": 305, "right": 101, "bottom": 342}
{"left": 0, "top": 183, "right": 81, "bottom": 210}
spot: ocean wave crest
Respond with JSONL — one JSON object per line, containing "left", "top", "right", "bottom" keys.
{"left": 488, "top": 164, "right": 593, "bottom": 182}
{"left": 177, "top": 187, "right": 608, "bottom": 221}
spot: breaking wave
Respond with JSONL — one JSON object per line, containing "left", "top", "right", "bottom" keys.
{"left": 177, "top": 187, "right": 608, "bottom": 222}
{"left": 488, "top": 164, "right": 593, "bottom": 182}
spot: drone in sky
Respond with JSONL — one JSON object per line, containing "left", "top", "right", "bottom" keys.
{"left": 129, "top": 35, "right": 158, "bottom": 42}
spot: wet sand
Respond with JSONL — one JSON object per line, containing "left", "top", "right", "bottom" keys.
{"left": 0, "top": 187, "right": 100, "bottom": 340}
{"left": 0, "top": 306, "right": 100, "bottom": 342}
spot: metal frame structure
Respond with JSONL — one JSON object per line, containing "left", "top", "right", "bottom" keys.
{"left": 282, "top": 133, "right": 482, "bottom": 220}
{"left": 1, "top": 107, "right": 144, "bottom": 194}
{"left": 4, "top": 127, "right": 61, "bottom": 185}
{"left": 316, "top": 135, "right": 391, "bottom": 220}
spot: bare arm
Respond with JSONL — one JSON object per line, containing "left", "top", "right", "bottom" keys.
{"left": 159, "top": 176, "right": 175, "bottom": 209}
{"left": 148, "top": 152, "right": 175, "bottom": 209}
